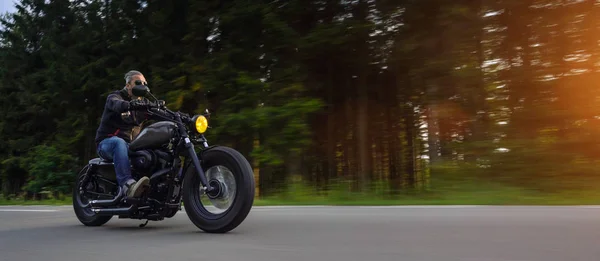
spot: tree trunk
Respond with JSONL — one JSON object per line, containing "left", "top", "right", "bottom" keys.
{"left": 326, "top": 61, "right": 336, "bottom": 189}
{"left": 257, "top": 131, "right": 269, "bottom": 197}
{"left": 354, "top": 0, "right": 371, "bottom": 192}
{"left": 404, "top": 104, "right": 416, "bottom": 189}
{"left": 345, "top": 99, "right": 354, "bottom": 183}
{"left": 427, "top": 102, "right": 441, "bottom": 165}
{"left": 387, "top": 105, "right": 400, "bottom": 194}
{"left": 357, "top": 89, "right": 369, "bottom": 191}
{"left": 466, "top": 0, "right": 488, "bottom": 163}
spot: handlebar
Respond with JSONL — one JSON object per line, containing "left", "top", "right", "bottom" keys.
{"left": 127, "top": 99, "right": 195, "bottom": 125}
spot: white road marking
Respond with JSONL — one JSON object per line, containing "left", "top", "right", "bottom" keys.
{"left": 358, "top": 205, "right": 482, "bottom": 209}
{"left": 253, "top": 206, "right": 328, "bottom": 209}
{"left": 0, "top": 209, "right": 58, "bottom": 212}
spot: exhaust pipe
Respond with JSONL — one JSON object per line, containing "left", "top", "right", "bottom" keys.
{"left": 76, "top": 186, "right": 123, "bottom": 209}
{"left": 90, "top": 186, "right": 124, "bottom": 207}
{"left": 150, "top": 167, "right": 173, "bottom": 181}
{"left": 92, "top": 205, "right": 135, "bottom": 216}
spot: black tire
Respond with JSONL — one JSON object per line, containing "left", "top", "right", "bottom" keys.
{"left": 183, "top": 146, "right": 255, "bottom": 233}
{"left": 72, "top": 166, "right": 113, "bottom": 226}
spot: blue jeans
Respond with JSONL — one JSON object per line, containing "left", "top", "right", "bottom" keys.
{"left": 97, "top": 136, "right": 132, "bottom": 187}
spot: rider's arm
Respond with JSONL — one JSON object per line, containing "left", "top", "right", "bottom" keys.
{"left": 105, "top": 93, "right": 130, "bottom": 113}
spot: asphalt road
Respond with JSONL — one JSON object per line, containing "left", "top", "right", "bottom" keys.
{"left": 1, "top": 205, "right": 600, "bottom": 261}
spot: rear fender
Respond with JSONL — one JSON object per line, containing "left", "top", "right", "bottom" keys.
{"left": 88, "top": 158, "right": 117, "bottom": 183}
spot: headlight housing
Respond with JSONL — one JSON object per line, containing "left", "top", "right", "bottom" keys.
{"left": 192, "top": 115, "right": 208, "bottom": 134}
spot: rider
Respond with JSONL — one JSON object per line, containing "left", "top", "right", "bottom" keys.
{"left": 94, "top": 70, "right": 151, "bottom": 198}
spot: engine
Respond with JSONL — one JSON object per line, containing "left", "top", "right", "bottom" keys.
{"left": 131, "top": 150, "right": 154, "bottom": 172}
{"left": 131, "top": 149, "right": 174, "bottom": 177}
{"left": 130, "top": 148, "right": 177, "bottom": 203}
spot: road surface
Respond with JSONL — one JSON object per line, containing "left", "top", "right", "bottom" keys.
{"left": 1, "top": 205, "right": 600, "bottom": 261}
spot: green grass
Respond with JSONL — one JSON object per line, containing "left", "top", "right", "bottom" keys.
{"left": 251, "top": 177, "right": 600, "bottom": 206}
{"left": 3, "top": 180, "right": 600, "bottom": 206}
{"left": 0, "top": 197, "right": 72, "bottom": 206}
{"left": 252, "top": 191, "right": 600, "bottom": 206}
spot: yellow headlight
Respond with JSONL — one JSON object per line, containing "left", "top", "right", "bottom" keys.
{"left": 195, "top": 115, "right": 208, "bottom": 133}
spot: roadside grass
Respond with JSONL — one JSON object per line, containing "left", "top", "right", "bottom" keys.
{"left": 252, "top": 181, "right": 600, "bottom": 206}
{"left": 0, "top": 196, "right": 72, "bottom": 206}
{"left": 2, "top": 179, "right": 600, "bottom": 206}
{"left": 251, "top": 190, "right": 600, "bottom": 206}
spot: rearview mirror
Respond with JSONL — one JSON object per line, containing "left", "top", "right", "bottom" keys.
{"left": 132, "top": 85, "right": 151, "bottom": 98}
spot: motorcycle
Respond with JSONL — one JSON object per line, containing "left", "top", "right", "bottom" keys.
{"left": 72, "top": 85, "right": 255, "bottom": 233}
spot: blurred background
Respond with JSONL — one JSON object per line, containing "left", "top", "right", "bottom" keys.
{"left": 1, "top": 0, "right": 600, "bottom": 205}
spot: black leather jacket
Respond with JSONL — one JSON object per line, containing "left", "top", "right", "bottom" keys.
{"left": 94, "top": 88, "right": 147, "bottom": 145}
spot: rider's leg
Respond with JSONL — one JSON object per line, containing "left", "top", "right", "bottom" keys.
{"left": 97, "top": 136, "right": 149, "bottom": 197}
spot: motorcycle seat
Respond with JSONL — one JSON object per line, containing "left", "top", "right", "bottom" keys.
{"left": 88, "top": 158, "right": 113, "bottom": 165}
{"left": 88, "top": 149, "right": 145, "bottom": 166}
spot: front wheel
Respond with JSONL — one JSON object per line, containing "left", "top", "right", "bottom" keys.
{"left": 183, "top": 146, "right": 255, "bottom": 233}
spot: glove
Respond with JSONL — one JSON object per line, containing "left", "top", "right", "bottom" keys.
{"left": 129, "top": 99, "right": 148, "bottom": 111}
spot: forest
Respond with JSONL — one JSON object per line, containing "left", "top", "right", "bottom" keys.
{"left": 1, "top": 0, "right": 600, "bottom": 203}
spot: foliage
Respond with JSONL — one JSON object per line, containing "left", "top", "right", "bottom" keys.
{"left": 21, "top": 145, "right": 76, "bottom": 197}
{"left": 1, "top": 0, "right": 600, "bottom": 202}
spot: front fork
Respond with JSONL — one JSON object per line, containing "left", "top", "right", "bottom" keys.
{"left": 184, "top": 137, "right": 214, "bottom": 193}
{"left": 174, "top": 113, "right": 214, "bottom": 193}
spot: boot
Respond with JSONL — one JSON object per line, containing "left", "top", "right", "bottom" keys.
{"left": 124, "top": 177, "right": 150, "bottom": 198}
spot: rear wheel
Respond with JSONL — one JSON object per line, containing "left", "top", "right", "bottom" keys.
{"left": 183, "top": 146, "right": 255, "bottom": 233}
{"left": 72, "top": 165, "right": 113, "bottom": 226}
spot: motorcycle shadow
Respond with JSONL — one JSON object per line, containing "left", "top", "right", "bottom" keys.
{"left": 100, "top": 221, "right": 186, "bottom": 231}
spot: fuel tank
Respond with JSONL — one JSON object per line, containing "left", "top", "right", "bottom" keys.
{"left": 129, "top": 121, "right": 177, "bottom": 151}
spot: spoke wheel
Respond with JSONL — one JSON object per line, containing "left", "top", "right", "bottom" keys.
{"left": 198, "top": 165, "right": 237, "bottom": 215}
{"left": 183, "top": 146, "right": 255, "bottom": 233}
